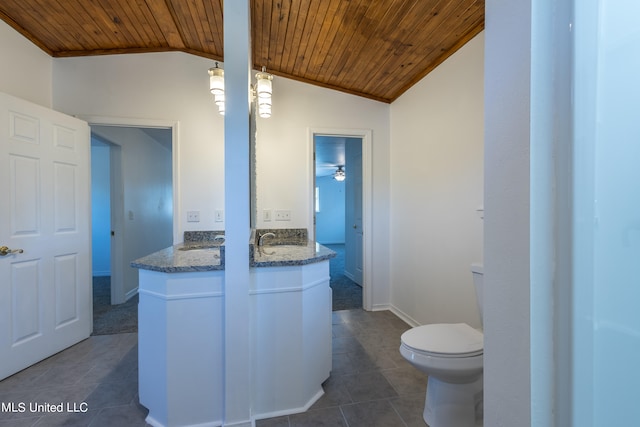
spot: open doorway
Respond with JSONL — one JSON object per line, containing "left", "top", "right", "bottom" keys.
{"left": 314, "top": 133, "right": 368, "bottom": 310}
{"left": 90, "top": 125, "right": 173, "bottom": 333}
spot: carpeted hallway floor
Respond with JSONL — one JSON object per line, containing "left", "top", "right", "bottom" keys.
{"left": 92, "top": 276, "right": 138, "bottom": 336}
{"left": 92, "top": 244, "right": 361, "bottom": 335}
{"left": 325, "top": 243, "right": 363, "bottom": 311}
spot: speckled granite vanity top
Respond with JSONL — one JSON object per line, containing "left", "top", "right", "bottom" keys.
{"left": 250, "top": 241, "right": 335, "bottom": 267}
{"left": 130, "top": 243, "right": 224, "bottom": 273}
{"left": 131, "top": 229, "right": 335, "bottom": 273}
{"left": 131, "top": 231, "right": 225, "bottom": 273}
{"left": 250, "top": 229, "right": 336, "bottom": 267}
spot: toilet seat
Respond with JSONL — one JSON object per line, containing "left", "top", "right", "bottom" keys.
{"left": 401, "top": 323, "right": 483, "bottom": 358}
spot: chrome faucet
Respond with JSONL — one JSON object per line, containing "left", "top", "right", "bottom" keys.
{"left": 258, "top": 232, "right": 276, "bottom": 246}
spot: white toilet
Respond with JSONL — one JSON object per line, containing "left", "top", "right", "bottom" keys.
{"left": 399, "top": 263, "right": 484, "bottom": 427}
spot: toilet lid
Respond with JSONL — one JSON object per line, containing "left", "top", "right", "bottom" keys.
{"left": 401, "top": 323, "right": 483, "bottom": 356}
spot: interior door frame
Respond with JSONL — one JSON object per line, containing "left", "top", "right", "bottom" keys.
{"left": 81, "top": 116, "right": 180, "bottom": 305}
{"left": 308, "top": 127, "right": 373, "bottom": 311}
{"left": 81, "top": 116, "right": 181, "bottom": 242}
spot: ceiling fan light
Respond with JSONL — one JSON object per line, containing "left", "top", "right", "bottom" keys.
{"left": 334, "top": 166, "right": 346, "bottom": 182}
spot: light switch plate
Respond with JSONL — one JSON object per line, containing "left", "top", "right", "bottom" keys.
{"left": 215, "top": 209, "right": 224, "bottom": 222}
{"left": 275, "top": 210, "right": 291, "bottom": 221}
{"left": 263, "top": 209, "right": 272, "bottom": 222}
{"left": 187, "top": 211, "right": 200, "bottom": 222}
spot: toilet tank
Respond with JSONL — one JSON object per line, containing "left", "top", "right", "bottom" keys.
{"left": 471, "top": 263, "right": 484, "bottom": 324}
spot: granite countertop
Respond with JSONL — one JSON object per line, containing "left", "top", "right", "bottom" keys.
{"left": 250, "top": 240, "right": 336, "bottom": 267}
{"left": 131, "top": 229, "right": 336, "bottom": 273}
{"left": 130, "top": 243, "right": 224, "bottom": 273}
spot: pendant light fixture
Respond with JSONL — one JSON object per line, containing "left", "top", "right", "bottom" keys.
{"left": 334, "top": 166, "right": 346, "bottom": 182}
{"left": 255, "top": 67, "right": 273, "bottom": 118}
{"left": 208, "top": 62, "right": 225, "bottom": 116}
{"left": 208, "top": 64, "right": 274, "bottom": 118}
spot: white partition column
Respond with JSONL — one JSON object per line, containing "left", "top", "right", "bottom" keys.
{"left": 223, "top": 0, "right": 252, "bottom": 425}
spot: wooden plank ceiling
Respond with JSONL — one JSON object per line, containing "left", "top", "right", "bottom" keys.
{"left": 0, "top": 0, "right": 484, "bottom": 103}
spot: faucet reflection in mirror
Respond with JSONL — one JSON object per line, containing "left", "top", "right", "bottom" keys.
{"left": 208, "top": 63, "right": 274, "bottom": 118}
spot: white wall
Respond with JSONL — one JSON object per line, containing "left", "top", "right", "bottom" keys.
{"left": 52, "top": 52, "right": 392, "bottom": 308}
{"left": 91, "top": 126, "right": 173, "bottom": 298}
{"left": 255, "top": 78, "right": 391, "bottom": 308}
{"left": 52, "top": 52, "right": 225, "bottom": 239}
{"left": 315, "top": 176, "right": 345, "bottom": 244}
{"left": 91, "top": 140, "right": 111, "bottom": 276}
{"left": 573, "top": 2, "right": 640, "bottom": 425}
{"left": 389, "top": 34, "right": 484, "bottom": 328}
{"left": 254, "top": 78, "right": 390, "bottom": 233}
{"left": 0, "top": 20, "right": 52, "bottom": 107}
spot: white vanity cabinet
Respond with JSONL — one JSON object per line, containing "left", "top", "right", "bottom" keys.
{"left": 133, "top": 236, "right": 334, "bottom": 426}
{"left": 137, "top": 269, "right": 225, "bottom": 427}
{"left": 250, "top": 260, "right": 332, "bottom": 419}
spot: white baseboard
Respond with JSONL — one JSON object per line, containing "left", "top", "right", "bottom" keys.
{"left": 370, "top": 303, "right": 390, "bottom": 312}
{"left": 252, "top": 388, "right": 324, "bottom": 422}
{"left": 389, "top": 304, "right": 421, "bottom": 327}
{"left": 223, "top": 420, "right": 252, "bottom": 427}
{"left": 125, "top": 287, "right": 138, "bottom": 301}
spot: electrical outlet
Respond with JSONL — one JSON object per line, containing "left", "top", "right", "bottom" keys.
{"left": 187, "top": 211, "right": 200, "bottom": 222}
{"left": 263, "top": 209, "right": 272, "bottom": 222}
{"left": 275, "top": 210, "right": 291, "bottom": 221}
{"left": 215, "top": 209, "right": 224, "bottom": 222}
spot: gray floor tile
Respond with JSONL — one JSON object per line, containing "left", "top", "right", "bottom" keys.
{"left": 331, "top": 323, "right": 355, "bottom": 339}
{"left": 87, "top": 404, "right": 149, "bottom": 427}
{"left": 390, "top": 393, "right": 429, "bottom": 427}
{"left": 309, "top": 377, "right": 352, "bottom": 410}
{"left": 340, "top": 399, "right": 406, "bottom": 427}
{"left": 0, "top": 391, "right": 41, "bottom": 421}
{"left": 31, "top": 361, "right": 94, "bottom": 388}
{"left": 289, "top": 406, "right": 347, "bottom": 427}
{"left": 382, "top": 366, "right": 428, "bottom": 396}
{"left": 332, "top": 336, "right": 364, "bottom": 354}
{"left": 346, "top": 347, "right": 399, "bottom": 372}
{"left": 256, "top": 415, "right": 290, "bottom": 427}
{"left": 331, "top": 353, "right": 360, "bottom": 376}
{"left": 33, "top": 383, "right": 98, "bottom": 408}
{"left": 83, "top": 380, "right": 138, "bottom": 409}
{"left": 341, "top": 371, "right": 399, "bottom": 402}
{"left": 0, "top": 309, "right": 423, "bottom": 427}
{"left": 0, "top": 417, "right": 41, "bottom": 427}
{"left": 0, "top": 368, "right": 48, "bottom": 394}
{"left": 31, "top": 409, "right": 99, "bottom": 427}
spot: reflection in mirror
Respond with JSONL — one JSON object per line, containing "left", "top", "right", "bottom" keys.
{"left": 250, "top": 93, "right": 257, "bottom": 228}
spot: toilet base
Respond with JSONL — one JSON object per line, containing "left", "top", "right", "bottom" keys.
{"left": 423, "top": 374, "right": 483, "bottom": 427}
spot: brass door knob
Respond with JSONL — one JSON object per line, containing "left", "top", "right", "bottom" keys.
{"left": 0, "top": 246, "right": 24, "bottom": 256}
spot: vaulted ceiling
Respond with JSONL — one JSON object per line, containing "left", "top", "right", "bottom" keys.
{"left": 0, "top": 0, "right": 484, "bottom": 103}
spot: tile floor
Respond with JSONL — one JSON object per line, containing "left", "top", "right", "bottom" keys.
{"left": 0, "top": 309, "right": 428, "bottom": 427}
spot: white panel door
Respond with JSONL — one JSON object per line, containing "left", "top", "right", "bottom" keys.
{"left": 344, "top": 139, "right": 363, "bottom": 285}
{"left": 0, "top": 92, "right": 91, "bottom": 380}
